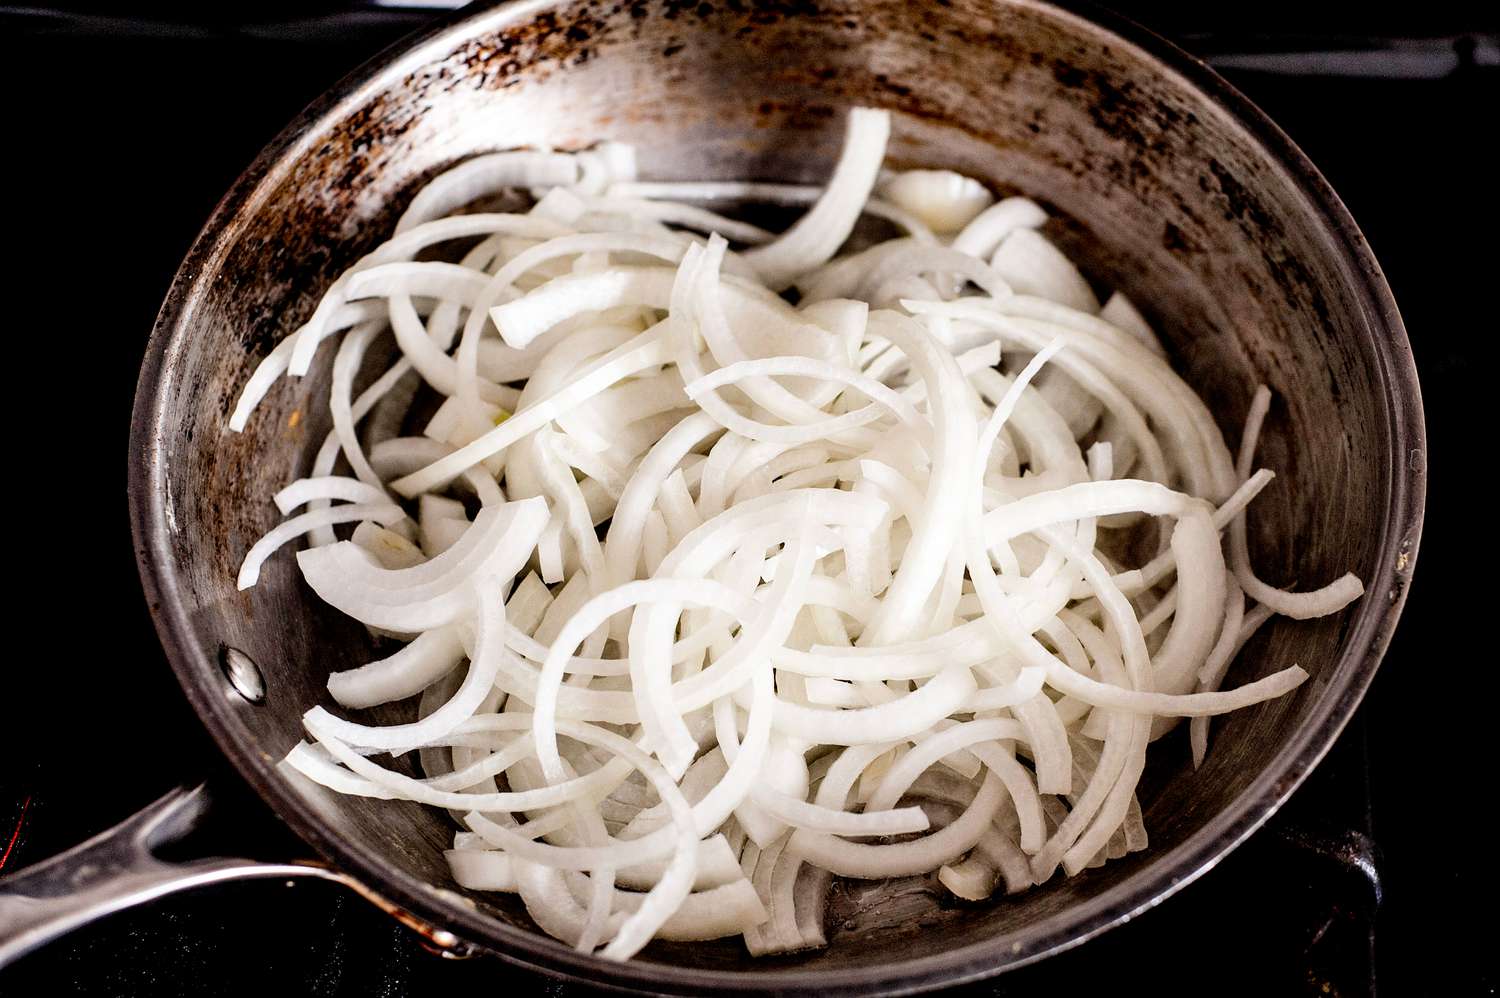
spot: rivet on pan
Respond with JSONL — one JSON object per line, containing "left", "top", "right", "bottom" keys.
{"left": 220, "top": 646, "right": 266, "bottom": 704}
{"left": 420, "top": 931, "right": 478, "bottom": 960}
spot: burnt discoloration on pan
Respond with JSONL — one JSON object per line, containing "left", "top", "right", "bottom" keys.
{"left": 131, "top": 0, "right": 1423, "bottom": 993}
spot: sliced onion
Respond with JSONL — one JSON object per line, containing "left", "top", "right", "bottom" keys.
{"left": 232, "top": 113, "right": 1367, "bottom": 961}
{"left": 1229, "top": 385, "right": 1366, "bottom": 618}
{"left": 881, "top": 169, "right": 993, "bottom": 233}
{"left": 326, "top": 625, "right": 466, "bottom": 709}
{"left": 237, "top": 502, "right": 404, "bottom": 590}
{"left": 743, "top": 109, "right": 890, "bottom": 290}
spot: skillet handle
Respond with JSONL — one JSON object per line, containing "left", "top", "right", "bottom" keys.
{"left": 0, "top": 784, "right": 475, "bottom": 967}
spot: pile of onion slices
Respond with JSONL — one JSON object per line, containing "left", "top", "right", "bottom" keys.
{"left": 232, "top": 107, "right": 1364, "bottom": 960}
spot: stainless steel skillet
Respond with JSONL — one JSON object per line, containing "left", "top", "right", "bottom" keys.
{"left": 1, "top": 1, "right": 1424, "bottom": 993}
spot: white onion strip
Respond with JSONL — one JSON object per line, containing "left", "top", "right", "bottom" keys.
{"left": 744, "top": 108, "right": 890, "bottom": 290}
{"left": 1229, "top": 385, "right": 1366, "bottom": 619}
{"left": 236, "top": 502, "right": 404, "bottom": 590}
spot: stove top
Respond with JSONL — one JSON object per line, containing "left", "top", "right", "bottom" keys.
{"left": 2, "top": 3, "right": 1493, "bottom": 995}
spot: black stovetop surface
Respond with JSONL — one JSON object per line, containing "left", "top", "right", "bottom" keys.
{"left": 2, "top": 3, "right": 1495, "bottom": 995}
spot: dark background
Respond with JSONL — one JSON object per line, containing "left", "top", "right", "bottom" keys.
{"left": 2, "top": 2, "right": 1495, "bottom": 995}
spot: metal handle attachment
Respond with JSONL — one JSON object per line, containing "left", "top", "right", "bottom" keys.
{"left": 0, "top": 784, "right": 475, "bottom": 967}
